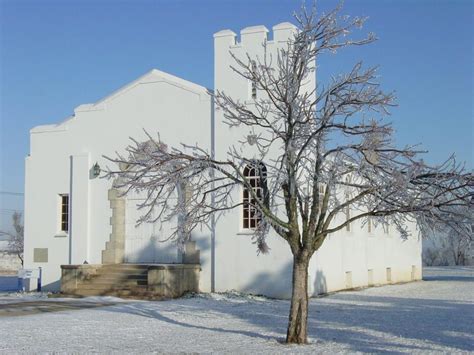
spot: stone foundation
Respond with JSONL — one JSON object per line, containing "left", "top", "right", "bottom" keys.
{"left": 60, "top": 263, "right": 200, "bottom": 299}
{"left": 147, "top": 264, "right": 200, "bottom": 298}
{"left": 61, "top": 264, "right": 102, "bottom": 294}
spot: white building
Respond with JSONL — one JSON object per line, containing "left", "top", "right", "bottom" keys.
{"left": 24, "top": 23, "right": 422, "bottom": 297}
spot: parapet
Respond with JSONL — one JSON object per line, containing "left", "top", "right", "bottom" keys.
{"left": 240, "top": 25, "right": 269, "bottom": 46}
{"left": 214, "top": 22, "right": 298, "bottom": 47}
{"left": 272, "top": 22, "right": 298, "bottom": 42}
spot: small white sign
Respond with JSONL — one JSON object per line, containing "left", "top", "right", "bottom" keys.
{"left": 18, "top": 269, "right": 39, "bottom": 279}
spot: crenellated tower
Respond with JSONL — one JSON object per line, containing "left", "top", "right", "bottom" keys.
{"left": 213, "top": 23, "right": 316, "bottom": 160}
{"left": 214, "top": 23, "right": 311, "bottom": 103}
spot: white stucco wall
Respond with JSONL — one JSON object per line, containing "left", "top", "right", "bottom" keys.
{"left": 24, "top": 70, "right": 212, "bottom": 290}
{"left": 24, "top": 23, "right": 422, "bottom": 296}
{"left": 212, "top": 23, "right": 422, "bottom": 298}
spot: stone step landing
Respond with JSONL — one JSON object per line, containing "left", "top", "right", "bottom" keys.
{"left": 61, "top": 263, "right": 200, "bottom": 300}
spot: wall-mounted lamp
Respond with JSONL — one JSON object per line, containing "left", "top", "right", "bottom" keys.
{"left": 92, "top": 162, "right": 101, "bottom": 178}
{"left": 247, "top": 134, "right": 257, "bottom": 146}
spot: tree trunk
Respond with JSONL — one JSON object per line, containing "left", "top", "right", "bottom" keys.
{"left": 286, "top": 255, "right": 310, "bottom": 344}
{"left": 18, "top": 252, "right": 24, "bottom": 267}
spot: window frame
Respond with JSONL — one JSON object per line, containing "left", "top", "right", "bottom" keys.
{"left": 344, "top": 176, "right": 352, "bottom": 233}
{"left": 345, "top": 204, "right": 351, "bottom": 232}
{"left": 59, "top": 194, "right": 69, "bottom": 233}
{"left": 241, "top": 162, "right": 267, "bottom": 231}
{"left": 384, "top": 219, "right": 390, "bottom": 236}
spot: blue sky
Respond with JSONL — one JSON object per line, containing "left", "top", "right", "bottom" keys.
{"left": 0, "top": 0, "right": 472, "bottom": 229}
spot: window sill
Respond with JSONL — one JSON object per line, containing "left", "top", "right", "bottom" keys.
{"left": 54, "top": 232, "right": 69, "bottom": 238}
{"left": 237, "top": 230, "right": 255, "bottom": 235}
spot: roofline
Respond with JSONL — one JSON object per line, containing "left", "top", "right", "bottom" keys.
{"left": 93, "top": 68, "right": 211, "bottom": 106}
{"left": 30, "top": 68, "right": 212, "bottom": 134}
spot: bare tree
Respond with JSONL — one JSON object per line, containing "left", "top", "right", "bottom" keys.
{"left": 421, "top": 204, "right": 473, "bottom": 266}
{"left": 422, "top": 246, "right": 447, "bottom": 266}
{"left": 445, "top": 229, "right": 472, "bottom": 265}
{"left": 105, "top": 3, "right": 473, "bottom": 344}
{"left": 0, "top": 211, "right": 24, "bottom": 266}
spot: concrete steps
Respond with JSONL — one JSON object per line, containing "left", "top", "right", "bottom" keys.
{"left": 61, "top": 263, "right": 200, "bottom": 300}
{"left": 73, "top": 264, "right": 150, "bottom": 297}
{"left": 77, "top": 280, "right": 148, "bottom": 288}
{"left": 72, "top": 287, "right": 165, "bottom": 299}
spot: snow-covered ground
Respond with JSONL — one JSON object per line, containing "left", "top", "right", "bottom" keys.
{"left": 0, "top": 267, "right": 472, "bottom": 354}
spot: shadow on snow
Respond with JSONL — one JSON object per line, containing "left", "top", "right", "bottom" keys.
{"left": 101, "top": 268, "right": 473, "bottom": 353}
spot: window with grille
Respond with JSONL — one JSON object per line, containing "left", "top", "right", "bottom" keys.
{"left": 345, "top": 192, "right": 351, "bottom": 232}
{"left": 344, "top": 176, "right": 351, "bottom": 232}
{"left": 345, "top": 205, "right": 351, "bottom": 232}
{"left": 319, "top": 184, "right": 325, "bottom": 194}
{"left": 60, "top": 194, "right": 69, "bottom": 232}
{"left": 242, "top": 162, "right": 267, "bottom": 229}
{"left": 318, "top": 184, "right": 325, "bottom": 209}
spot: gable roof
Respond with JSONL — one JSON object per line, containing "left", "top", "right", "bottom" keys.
{"left": 93, "top": 68, "right": 210, "bottom": 107}
{"left": 31, "top": 68, "right": 210, "bottom": 134}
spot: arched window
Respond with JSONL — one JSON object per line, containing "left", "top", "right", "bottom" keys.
{"left": 242, "top": 162, "right": 267, "bottom": 229}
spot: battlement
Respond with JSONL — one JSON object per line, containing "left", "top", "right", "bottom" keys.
{"left": 213, "top": 21, "right": 314, "bottom": 105}
{"left": 213, "top": 22, "right": 297, "bottom": 47}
